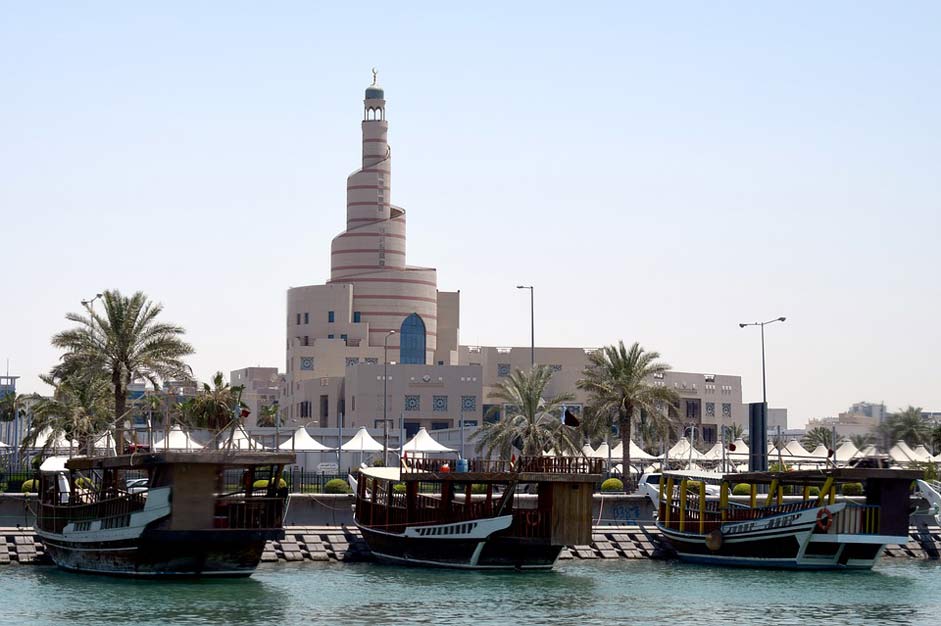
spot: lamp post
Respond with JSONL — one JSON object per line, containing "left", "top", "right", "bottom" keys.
{"left": 383, "top": 330, "right": 396, "bottom": 465}
{"left": 738, "top": 317, "right": 786, "bottom": 411}
{"left": 516, "top": 285, "right": 534, "bottom": 367}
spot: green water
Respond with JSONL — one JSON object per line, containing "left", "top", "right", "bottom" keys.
{"left": 1, "top": 560, "right": 938, "bottom": 625}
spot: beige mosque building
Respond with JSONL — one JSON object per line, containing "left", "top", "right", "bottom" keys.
{"left": 235, "top": 77, "right": 746, "bottom": 448}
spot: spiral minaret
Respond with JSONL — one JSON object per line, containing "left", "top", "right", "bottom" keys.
{"left": 328, "top": 78, "right": 438, "bottom": 364}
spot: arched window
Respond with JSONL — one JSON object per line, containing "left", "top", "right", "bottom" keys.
{"left": 399, "top": 313, "right": 426, "bottom": 364}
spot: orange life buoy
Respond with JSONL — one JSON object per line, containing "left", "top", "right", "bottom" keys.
{"left": 526, "top": 510, "right": 540, "bottom": 527}
{"left": 816, "top": 507, "right": 833, "bottom": 532}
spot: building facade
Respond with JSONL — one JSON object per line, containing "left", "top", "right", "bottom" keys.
{"left": 266, "top": 77, "right": 746, "bottom": 446}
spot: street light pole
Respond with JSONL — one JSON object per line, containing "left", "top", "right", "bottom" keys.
{"left": 738, "top": 316, "right": 786, "bottom": 411}
{"left": 383, "top": 330, "right": 396, "bottom": 466}
{"left": 516, "top": 285, "right": 534, "bottom": 367}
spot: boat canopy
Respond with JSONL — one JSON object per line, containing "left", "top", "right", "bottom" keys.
{"left": 39, "top": 456, "right": 77, "bottom": 473}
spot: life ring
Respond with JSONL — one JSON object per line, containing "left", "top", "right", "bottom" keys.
{"left": 526, "top": 510, "right": 541, "bottom": 527}
{"left": 816, "top": 507, "right": 833, "bottom": 532}
{"left": 705, "top": 529, "right": 723, "bottom": 551}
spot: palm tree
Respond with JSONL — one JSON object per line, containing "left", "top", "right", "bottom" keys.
{"left": 1, "top": 392, "right": 27, "bottom": 449}
{"left": 186, "top": 372, "right": 245, "bottom": 446}
{"left": 850, "top": 433, "right": 873, "bottom": 450}
{"left": 257, "top": 403, "right": 279, "bottom": 428}
{"left": 22, "top": 373, "right": 113, "bottom": 456}
{"left": 886, "top": 406, "right": 927, "bottom": 447}
{"left": 471, "top": 366, "right": 577, "bottom": 459}
{"left": 50, "top": 290, "right": 193, "bottom": 452}
{"left": 577, "top": 341, "right": 680, "bottom": 490}
{"left": 802, "top": 426, "right": 834, "bottom": 451}
{"left": 725, "top": 422, "right": 745, "bottom": 442}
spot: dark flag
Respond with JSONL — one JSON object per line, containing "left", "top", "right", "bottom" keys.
{"left": 563, "top": 407, "right": 580, "bottom": 428}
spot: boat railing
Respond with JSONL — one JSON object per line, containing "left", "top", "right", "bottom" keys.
{"left": 37, "top": 492, "right": 148, "bottom": 534}
{"left": 214, "top": 496, "right": 285, "bottom": 530}
{"left": 507, "top": 508, "right": 551, "bottom": 539}
{"left": 829, "top": 504, "right": 881, "bottom": 535}
{"left": 405, "top": 456, "right": 604, "bottom": 475}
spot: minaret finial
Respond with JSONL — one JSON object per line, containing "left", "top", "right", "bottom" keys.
{"left": 371, "top": 67, "right": 378, "bottom": 86}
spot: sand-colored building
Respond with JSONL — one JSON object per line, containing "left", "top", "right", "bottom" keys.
{"left": 262, "top": 77, "right": 745, "bottom": 444}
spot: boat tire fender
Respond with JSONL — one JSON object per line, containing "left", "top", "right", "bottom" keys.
{"left": 816, "top": 508, "right": 833, "bottom": 532}
{"left": 705, "top": 529, "right": 723, "bottom": 551}
{"left": 526, "top": 510, "right": 540, "bottom": 527}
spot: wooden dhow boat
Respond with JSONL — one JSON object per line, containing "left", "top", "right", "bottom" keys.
{"left": 353, "top": 456, "right": 604, "bottom": 570}
{"left": 655, "top": 467, "right": 920, "bottom": 570}
{"left": 34, "top": 450, "right": 295, "bottom": 577}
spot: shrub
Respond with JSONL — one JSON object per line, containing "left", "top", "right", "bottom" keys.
{"left": 21, "top": 479, "right": 38, "bottom": 493}
{"left": 807, "top": 486, "right": 820, "bottom": 497}
{"left": 324, "top": 478, "right": 351, "bottom": 494}
{"left": 601, "top": 478, "right": 623, "bottom": 492}
{"left": 471, "top": 483, "right": 488, "bottom": 494}
{"left": 252, "top": 478, "right": 287, "bottom": 490}
{"left": 392, "top": 482, "right": 406, "bottom": 493}
{"left": 732, "top": 483, "right": 752, "bottom": 496}
{"left": 370, "top": 458, "right": 385, "bottom": 467}
{"left": 75, "top": 477, "right": 95, "bottom": 490}
{"left": 842, "top": 482, "right": 864, "bottom": 496}
{"left": 686, "top": 481, "right": 703, "bottom": 495}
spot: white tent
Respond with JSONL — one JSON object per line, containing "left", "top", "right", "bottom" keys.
{"left": 223, "top": 426, "right": 266, "bottom": 450}
{"left": 580, "top": 444, "right": 598, "bottom": 458}
{"left": 780, "top": 440, "right": 813, "bottom": 459}
{"left": 913, "top": 445, "right": 934, "bottom": 463}
{"left": 610, "top": 440, "right": 662, "bottom": 462}
{"left": 810, "top": 444, "right": 830, "bottom": 458}
{"left": 279, "top": 427, "right": 333, "bottom": 451}
{"left": 888, "top": 441, "right": 920, "bottom": 464}
{"left": 0, "top": 440, "right": 8, "bottom": 449}
{"left": 341, "top": 427, "right": 384, "bottom": 452}
{"left": 400, "top": 427, "right": 455, "bottom": 454}
{"left": 702, "top": 443, "right": 724, "bottom": 461}
{"left": 833, "top": 440, "right": 859, "bottom": 464}
{"left": 667, "top": 437, "right": 705, "bottom": 462}
{"left": 153, "top": 425, "right": 203, "bottom": 450}
{"left": 728, "top": 438, "right": 750, "bottom": 460}
{"left": 32, "top": 427, "right": 72, "bottom": 451}
{"left": 595, "top": 442, "right": 611, "bottom": 460}
{"left": 857, "top": 445, "right": 879, "bottom": 459}
{"left": 93, "top": 432, "right": 116, "bottom": 453}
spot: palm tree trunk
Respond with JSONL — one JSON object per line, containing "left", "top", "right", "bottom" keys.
{"left": 114, "top": 373, "right": 126, "bottom": 455}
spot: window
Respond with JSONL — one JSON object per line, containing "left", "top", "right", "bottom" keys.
{"left": 433, "top": 395, "right": 448, "bottom": 412}
{"left": 353, "top": 311, "right": 361, "bottom": 323}
{"left": 340, "top": 334, "right": 348, "bottom": 342}
{"left": 345, "top": 357, "right": 359, "bottom": 367}
{"left": 328, "top": 311, "right": 335, "bottom": 323}
{"left": 296, "top": 313, "right": 301, "bottom": 325}
{"left": 303, "top": 336, "right": 309, "bottom": 346}
{"left": 653, "top": 372, "right": 664, "bottom": 379}
{"left": 399, "top": 313, "right": 426, "bottom": 364}
{"left": 431, "top": 421, "right": 450, "bottom": 431}
{"left": 404, "top": 395, "right": 420, "bottom": 411}
{"left": 437, "top": 360, "right": 444, "bottom": 366}
{"left": 320, "top": 394, "right": 329, "bottom": 421}
{"left": 704, "top": 374, "right": 715, "bottom": 383}
{"left": 299, "top": 401, "right": 311, "bottom": 418}
{"left": 304, "top": 312, "right": 309, "bottom": 324}
{"left": 328, "top": 334, "right": 334, "bottom": 339}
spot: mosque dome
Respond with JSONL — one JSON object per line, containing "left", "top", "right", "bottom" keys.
{"left": 365, "top": 85, "right": 384, "bottom": 100}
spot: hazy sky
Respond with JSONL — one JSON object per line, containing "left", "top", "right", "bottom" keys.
{"left": 2, "top": 3, "right": 939, "bottom": 427}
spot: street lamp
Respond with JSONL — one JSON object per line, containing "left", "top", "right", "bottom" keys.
{"left": 516, "top": 285, "right": 534, "bottom": 367}
{"left": 738, "top": 316, "right": 786, "bottom": 409}
{"left": 383, "top": 330, "right": 396, "bottom": 465}
{"left": 81, "top": 293, "right": 103, "bottom": 308}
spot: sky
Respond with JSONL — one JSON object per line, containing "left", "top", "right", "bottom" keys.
{"left": 1, "top": 3, "right": 939, "bottom": 427}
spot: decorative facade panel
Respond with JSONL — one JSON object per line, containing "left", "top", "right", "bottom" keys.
{"left": 404, "top": 395, "right": 420, "bottom": 412}
{"left": 497, "top": 363, "right": 511, "bottom": 377}
{"left": 706, "top": 402, "right": 716, "bottom": 417}
{"left": 461, "top": 395, "right": 477, "bottom": 412}
{"left": 300, "top": 357, "right": 314, "bottom": 371}
{"left": 722, "top": 403, "right": 732, "bottom": 417}
{"left": 345, "top": 357, "right": 359, "bottom": 367}
{"left": 432, "top": 395, "right": 448, "bottom": 412}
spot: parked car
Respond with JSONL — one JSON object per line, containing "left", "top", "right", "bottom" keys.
{"left": 125, "top": 478, "right": 149, "bottom": 494}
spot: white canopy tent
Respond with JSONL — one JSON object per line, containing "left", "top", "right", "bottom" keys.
{"left": 912, "top": 445, "right": 934, "bottom": 463}
{"left": 728, "top": 438, "right": 750, "bottom": 461}
{"left": 701, "top": 443, "right": 724, "bottom": 461}
{"left": 888, "top": 441, "right": 920, "bottom": 465}
{"left": 832, "top": 440, "right": 860, "bottom": 465}
{"left": 781, "top": 440, "right": 813, "bottom": 458}
{"left": 153, "top": 425, "right": 203, "bottom": 451}
{"left": 399, "top": 427, "right": 455, "bottom": 454}
{"left": 93, "top": 432, "right": 116, "bottom": 454}
{"left": 581, "top": 444, "right": 598, "bottom": 458}
{"left": 666, "top": 437, "right": 705, "bottom": 462}
{"left": 279, "top": 427, "right": 333, "bottom": 452}
{"left": 595, "top": 442, "right": 611, "bottom": 461}
{"left": 341, "top": 427, "right": 384, "bottom": 452}
{"left": 30, "top": 427, "right": 73, "bottom": 452}
{"left": 610, "top": 440, "right": 661, "bottom": 462}
{"left": 223, "top": 426, "right": 266, "bottom": 450}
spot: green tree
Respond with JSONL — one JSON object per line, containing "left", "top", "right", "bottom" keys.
{"left": 50, "top": 290, "right": 193, "bottom": 452}
{"left": 886, "top": 406, "right": 928, "bottom": 448}
{"left": 850, "top": 433, "right": 874, "bottom": 450}
{"left": 1, "top": 392, "right": 28, "bottom": 449}
{"left": 725, "top": 422, "right": 745, "bottom": 442}
{"left": 257, "top": 403, "right": 279, "bottom": 428}
{"left": 802, "top": 426, "right": 835, "bottom": 451}
{"left": 186, "top": 372, "right": 245, "bottom": 446}
{"left": 577, "top": 341, "right": 680, "bottom": 491}
{"left": 22, "top": 373, "right": 113, "bottom": 455}
{"left": 471, "top": 366, "right": 577, "bottom": 459}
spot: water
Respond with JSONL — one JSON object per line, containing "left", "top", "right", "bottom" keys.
{"left": 1, "top": 560, "right": 939, "bottom": 625}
